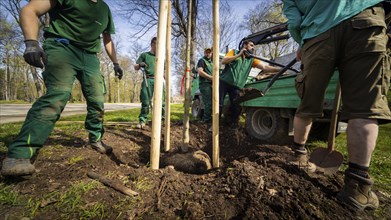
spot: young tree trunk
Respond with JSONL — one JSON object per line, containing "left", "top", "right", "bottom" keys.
{"left": 190, "top": 0, "right": 197, "bottom": 65}
{"left": 117, "top": 79, "right": 120, "bottom": 103}
{"left": 106, "top": 63, "right": 112, "bottom": 103}
{"left": 30, "top": 66, "right": 44, "bottom": 97}
{"left": 5, "top": 53, "right": 10, "bottom": 101}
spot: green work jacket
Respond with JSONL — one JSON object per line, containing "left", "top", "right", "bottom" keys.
{"left": 220, "top": 50, "right": 254, "bottom": 89}
{"left": 199, "top": 57, "right": 213, "bottom": 84}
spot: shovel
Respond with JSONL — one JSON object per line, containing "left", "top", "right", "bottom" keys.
{"left": 309, "top": 83, "right": 344, "bottom": 175}
{"left": 234, "top": 58, "right": 298, "bottom": 104}
{"left": 140, "top": 67, "right": 153, "bottom": 110}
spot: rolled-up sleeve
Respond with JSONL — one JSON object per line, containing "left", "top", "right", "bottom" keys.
{"left": 282, "top": 0, "right": 302, "bottom": 45}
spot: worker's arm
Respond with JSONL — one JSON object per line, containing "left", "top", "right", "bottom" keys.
{"left": 20, "top": 0, "right": 56, "bottom": 68}
{"left": 103, "top": 33, "right": 123, "bottom": 79}
{"left": 254, "top": 60, "right": 281, "bottom": 73}
{"left": 103, "top": 33, "right": 119, "bottom": 64}
{"left": 20, "top": 0, "right": 56, "bottom": 40}
{"left": 134, "top": 54, "right": 147, "bottom": 71}
{"left": 282, "top": 0, "right": 302, "bottom": 45}
{"left": 198, "top": 67, "right": 213, "bottom": 81}
{"left": 221, "top": 48, "right": 246, "bottom": 65}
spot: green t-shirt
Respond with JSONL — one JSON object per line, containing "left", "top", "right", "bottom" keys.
{"left": 45, "top": 0, "right": 115, "bottom": 53}
{"left": 137, "top": 52, "right": 156, "bottom": 76}
{"left": 220, "top": 50, "right": 254, "bottom": 89}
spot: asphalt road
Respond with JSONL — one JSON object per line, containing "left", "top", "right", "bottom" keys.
{"left": 0, "top": 103, "right": 140, "bottom": 124}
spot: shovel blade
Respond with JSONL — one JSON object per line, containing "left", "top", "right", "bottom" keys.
{"left": 234, "top": 88, "right": 264, "bottom": 104}
{"left": 309, "top": 148, "right": 344, "bottom": 175}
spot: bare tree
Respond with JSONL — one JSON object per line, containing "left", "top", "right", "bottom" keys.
{"left": 241, "top": 0, "right": 296, "bottom": 59}
{"left": 0, "top": 0, "right": 45, "bottom": 98}
{"left": 128, "top": 43, "right": 144, "bottom": 103}
{"left": 196, "top": 1, "right": 238, "bottom": 55}
{"left": 116, "top": 0, "right": 199, "bottom": 93}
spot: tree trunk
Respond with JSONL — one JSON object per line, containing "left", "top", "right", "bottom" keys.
{"left": 5, "top": 53, "right": 10, "bottom": 101}
{"left": 190, "top": 0, "right": 198, "bottom": 65}
{"left": 117, "top": 80, "right": 120, "bottom": 103}
{"left": 131, "top": 84, "right": 137, "bottom": 103}
{"left": 30, "top": 66, "right": 44, "bottom": 97}
{"left": 106, "top": 63, "right": 112, "bottom": 103}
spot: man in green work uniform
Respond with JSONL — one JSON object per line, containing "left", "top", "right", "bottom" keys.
{"left": 283, "top": 0, "right": 391, "bottom": 210}
{"left": 197, "top": 48, "right": 213, "bottom": 127}
{"left": 134, "top": 37, "right": 165, "bottom": 129}
{"left": 220, "top": 40, "right": 281, "bottom": 126}
{"left": 1, "top": 0, "right": 123, "bottom": 176}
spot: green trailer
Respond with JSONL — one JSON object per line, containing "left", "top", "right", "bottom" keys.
{"left": 236, "top": 23, "right": 346, "bottom": 144}
{"left": 241, "top": 68, "right": 343, "bottom": 144}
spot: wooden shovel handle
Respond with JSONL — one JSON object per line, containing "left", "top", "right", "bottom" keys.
{"left": 328, "top": 82, "right": 341, "bottom": 151}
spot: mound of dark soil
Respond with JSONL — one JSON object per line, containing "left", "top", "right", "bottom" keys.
{"left": 0, "top": 121, "right": 389, "bottom": 219}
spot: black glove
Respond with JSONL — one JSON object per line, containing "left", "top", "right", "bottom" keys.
{"left": 113, "top": 63, "right": 123, "bottom": 80}
{"left": 138, "top": 62, "right": 147, "bottom": 68}
{"left": 23, "top": 40, "right": 47, "bottom": 69}
{"left": 243, "top": 49, "right": 253, "bottom": 58}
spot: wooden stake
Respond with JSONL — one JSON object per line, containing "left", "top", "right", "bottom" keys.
{"left": 150, "top": 0, "right": 169, "bottom": 170}
{"left": 182, "top": 0, "right": 192, "bottom": 152}
{"left": 212, "top": 0, "right": 220, "bottom": 168}
{"left": 87, "top": 172, "right": 138, "bottom": 196}
{"left": 164, "top": 1, "right": 172, "bottom": 152}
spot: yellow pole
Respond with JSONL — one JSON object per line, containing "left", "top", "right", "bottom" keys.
{"left": 182, "top": 0, "right": 192, "bottom": 152}
{"left": 164, "top": 1, "right": 172, "bottom": 152}
{"left": 150, "top": 0, "right": 169, "bottom": 170}
{"left": 212, "top": 0, "right": 220, "bottom": 168}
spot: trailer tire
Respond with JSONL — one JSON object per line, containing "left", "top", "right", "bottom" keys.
{"left": 245, "top": 108, "right": 291, "bottom": 144}
{"left": 191, "top": 98, "right": 204, "bottom": 119}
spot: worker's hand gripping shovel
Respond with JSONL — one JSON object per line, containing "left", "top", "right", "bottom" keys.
{"left": 140, "top": 67, "right": 153, "bottom": 110}
{"left": 234, "top": 58, "right": 297, "bottom": 104}
{"left": 309, "top": 83, "right": 344, "bottom": 175}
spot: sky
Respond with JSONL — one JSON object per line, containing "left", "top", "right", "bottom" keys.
{"left": 104, "top": 0, "right": 272, "bottom": 95}
{"left": 106, "top": 0, "right": 272, "bottom": 56}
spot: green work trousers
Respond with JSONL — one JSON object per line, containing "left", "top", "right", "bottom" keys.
{"left": 199, "top": 82, "right": 212, "bottom": 123}
{"left": 8, "top": 38, "right": 106, "bottom": 159}
{"left": 139, "top": 78, "right": 165, "bottom": 123}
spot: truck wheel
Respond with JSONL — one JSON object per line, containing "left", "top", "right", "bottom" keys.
{"left": 245, "top": 108, "right": 290, "bottom": 144}
{"left": 191, "top": 98, "right": 204, "bottom": 119}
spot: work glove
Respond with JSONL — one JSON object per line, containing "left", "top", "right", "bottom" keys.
{"left": 113, "top": 63, "right": 123, "bottom": 80}
{"left": 243, "top": 49, "right": 253, "bottom": 58}
{"left": 138, "top": 62, "right": 147, "bottom": 68}
{"left": 23, "top": 40, "right": 48, "bottom": 69}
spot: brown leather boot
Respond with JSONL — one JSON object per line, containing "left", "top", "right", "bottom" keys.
{"left": 1, "top": 157, "right": 35, "bottom": 176}
{"left": 288, "top": 147, "right": 316, "bottom": 173}
{"left": 90, "top": 141, "right": 113, "bottom": 154}
{"left": 337, "top": 170, "right": 379, "bottom": 210}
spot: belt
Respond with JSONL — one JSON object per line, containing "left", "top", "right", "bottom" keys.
{"left": 146, "top": 75, "right": 155, "bottom": 79}
{"left": 44, "top": 32, "right": 96, "bottom": 53}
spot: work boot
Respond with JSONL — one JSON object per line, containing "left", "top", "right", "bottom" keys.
{"left": 1, "top": 157, "right": 35, "bottom": 176}
{"left": 136, "top": 122, "right": 146, "bottom": 129}
{"left": 288, "top": 147, "right": 316, "bottom": 173}
{"left": 90, "top": 141, "right": 113, "bottom": 154}
{"left": 337, "top": 170, "right": 379, "bottom": 210}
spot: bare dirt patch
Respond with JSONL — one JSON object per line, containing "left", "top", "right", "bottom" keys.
{"left": 1, "top": 121, "right": 390, "bottom": 219}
